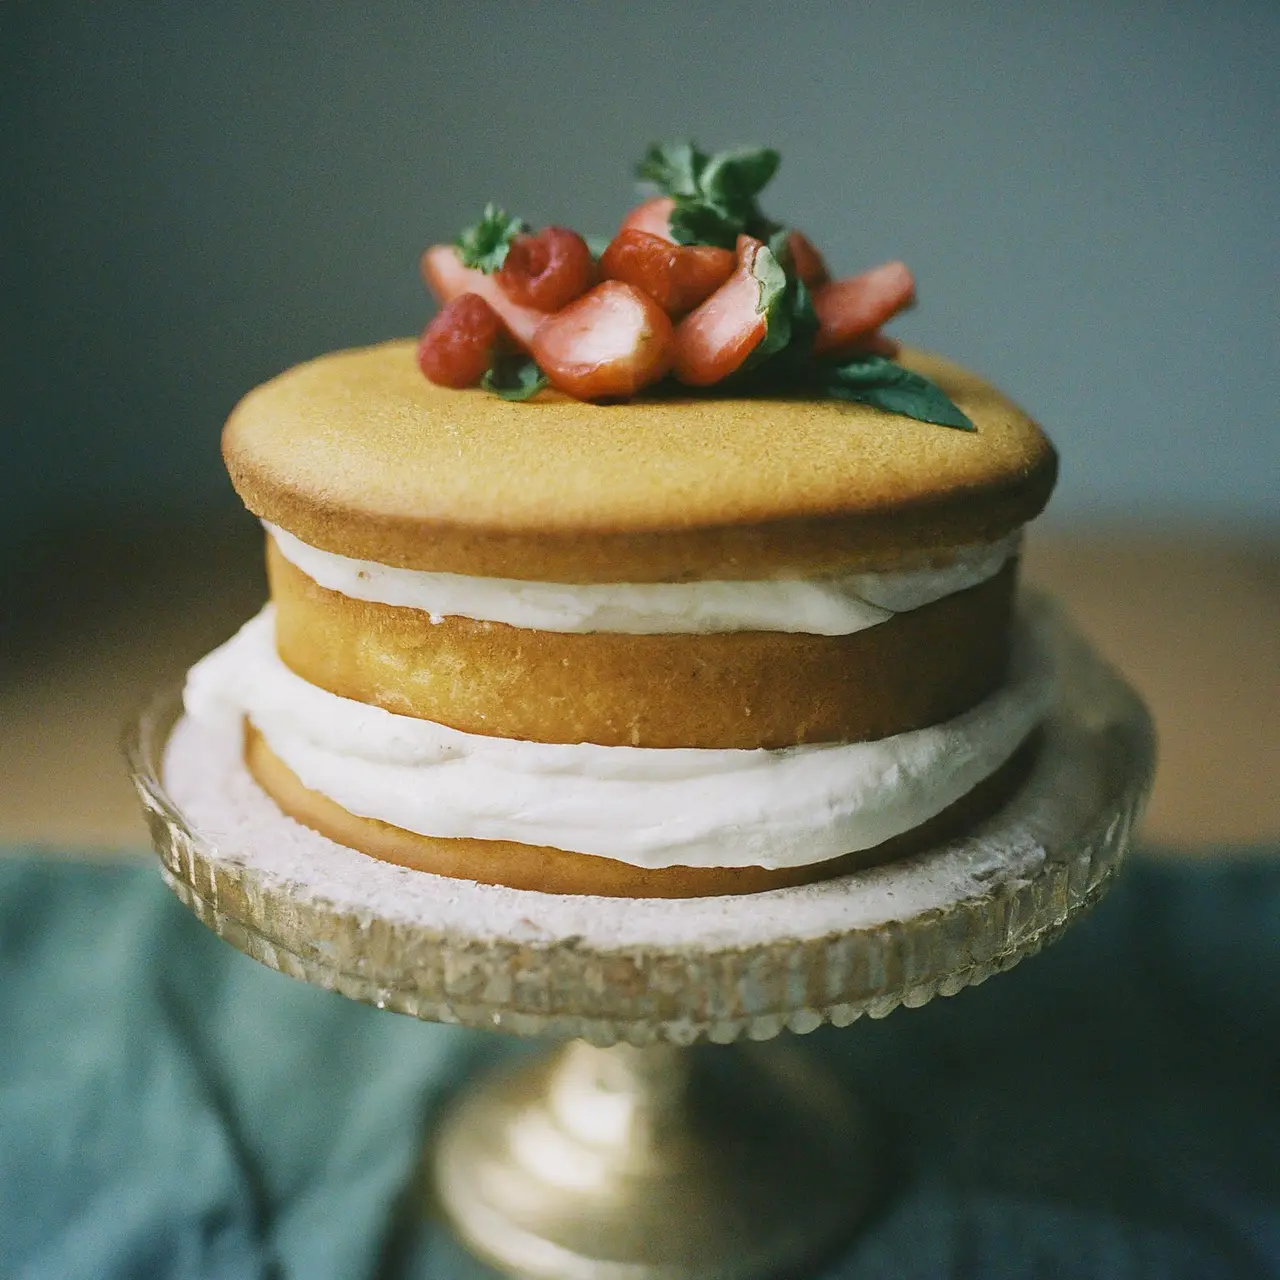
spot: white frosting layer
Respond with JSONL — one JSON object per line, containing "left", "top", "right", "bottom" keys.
{"left": 267, "top": 524, "right": 1019, "bottom": 636}
{"left": 183, "top": 608, "right": 1054, "bottom": 871}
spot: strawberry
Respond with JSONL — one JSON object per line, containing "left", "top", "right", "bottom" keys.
{"left": 420, "top": 244, "right": 549, "bottom": 349}
{"left": 598, "top": 230, "right": 735, "bottom": 316}
{"left": 787, "top": 229, "right": 830, "bottom": 288}
{"left": 619, "top": 196, "right": 677, "bottom": 243}
{"left": 812, "top": 261, "right": 916, "bottom": 356}
{"left": 531, "top": 281, "right": 675, "bottom": 401}
{"left": 496, "top": 227, "right": 595, "bottom": 311}
{"left": 671, "top": 235, "right": 775, "bottom": 386}
{"left": 417, "top": 294, "right": 503, "bottom": 389}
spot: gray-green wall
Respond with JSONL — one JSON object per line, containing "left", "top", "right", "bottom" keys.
{"left": 5, "top": 1, "right": 1277, "bottom": 543}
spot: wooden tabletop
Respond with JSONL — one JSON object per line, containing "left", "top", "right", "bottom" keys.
{"left": 2, "top": 518, "right": 1276, "bottom": 854}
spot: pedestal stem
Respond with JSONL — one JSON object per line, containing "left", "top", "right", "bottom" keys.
{"left": 433, "top": 1038, "right": 873, "bottom": 1280}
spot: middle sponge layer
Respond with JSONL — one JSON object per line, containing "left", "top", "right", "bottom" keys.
{"left": 267, "top": 538, "right": 1017, "bottom": 750}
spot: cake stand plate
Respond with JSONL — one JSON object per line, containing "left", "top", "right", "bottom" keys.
{"left": 125, "top": 601, "right": 1154, "bottom": 1280}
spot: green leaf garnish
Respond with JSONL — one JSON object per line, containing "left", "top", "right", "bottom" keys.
{"left": 762, "top": 230, "right": 819, "bottom": 377}
{"left": 637, "top": 141, "right": 707, "bottom": 199}
{"left": 698, "top": 147, "right": 780, "bottom": 210}
{"left": 482, "top": 354, "right": 548, "bottom": 401}
{"left": 821, "top": 354, "right": 977, "bottom": 431}
{"left": 743, "top": 243, "right": 791, "bottom": 367}
{"left": 637, "top": 140, "right": 779, "bottom": 249}
{"left": 455, "top": 203, "right": 527, "bottom": 273}
{"left": 667, "top": 202, "right": 742, "bottom": 250}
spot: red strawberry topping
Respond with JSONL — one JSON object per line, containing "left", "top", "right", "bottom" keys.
{"left": 420, "top": 244, "right": 549, "bottom": 350}
{"left": 787, "top": 230, "right": 830, "bottom": 289}
{"left": 416, "top": 294, "right": 503, "bottom": 389}
{"left": 812, "top": 261, "right": 916, "bottom": 356}
{"left": 671, "top": 235, "right": 772, "bottom": 386}
{"left": 410, "top": 141, "right": 975, "bottom": 425}
{"left": 531, "top": 281, "right": 675, "bottom": 401}
{"left": 496, "top": 227, "right": 595, "bottom": 311}
{"left": 619, "top": 196, "right": 677, "bottom": 243}
{"left": 598, "top": 230, "right": 735, "bottom": 316}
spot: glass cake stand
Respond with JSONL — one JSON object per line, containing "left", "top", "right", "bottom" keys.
{"left": 124, "top": 600, "right": 1154, "bottom": 1280}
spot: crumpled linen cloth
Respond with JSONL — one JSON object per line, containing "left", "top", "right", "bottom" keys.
{"left": 1, "top": 851, "right": 1277, "bottom": 1280}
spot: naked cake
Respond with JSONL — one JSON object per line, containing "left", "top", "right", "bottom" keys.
{"left": 183, "top": 141, "right": 1058, "bottom": 898}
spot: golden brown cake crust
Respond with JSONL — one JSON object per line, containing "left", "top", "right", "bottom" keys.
{"left": 268, "top": 539, "right": 1017, "bottom": 749}
{"left": 225, "top": 340, "right": 1056, "bottom": 582}
{"left": 244, "top": 724, "right": 1039, "bottom": 899}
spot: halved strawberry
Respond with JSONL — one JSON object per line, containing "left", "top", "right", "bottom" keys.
{"left": 496, "top": 227, "right": 595, "bottom": 311}
{"left": 420, "top": 244, "right": 549, "bottom": 350}
{"left": 531, "top": 281, "right": 675, "bottom": 401}
{"left": 787, "top": 230, "right": 830, "bottom": 288}
{"left": 671, "top": 235, "right": 774, "bottom": 386}
{"left": 619, "top": 196, "right": 677, "bottom": 243}
{"left": 812, "top": 262, "right": 916, "bottom": 356}
{"left": 417, "top": 294, "right": 503, "bottom": 388}
{"left": 598, "top": 230, "right": 735, "bottom": 316}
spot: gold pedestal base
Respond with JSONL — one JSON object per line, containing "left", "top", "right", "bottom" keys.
{"left": 434, "top": 1040, "right": 872, "bottom": 1280}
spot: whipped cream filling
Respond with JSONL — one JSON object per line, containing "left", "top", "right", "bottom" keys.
{"left": 183, "top": 608, "right": 1055, "bottom": 871}
{"left": 267, "top": 524, "right": 1020, "bottom": 636}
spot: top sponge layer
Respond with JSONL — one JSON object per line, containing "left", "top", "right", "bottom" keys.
{"left": 223, "top": 339, "right": 1056, "bottom": 582}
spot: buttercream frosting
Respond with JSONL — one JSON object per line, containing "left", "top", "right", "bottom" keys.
{"left": 267, "top": 523, "right": 1019, "bottom": 636}
{"left": 183, "top": 608, "right": 1054, "bottom": 870}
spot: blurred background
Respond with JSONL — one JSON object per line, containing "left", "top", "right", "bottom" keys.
{"left": 2, "top": 0, "right": 1277, "bottom": 851}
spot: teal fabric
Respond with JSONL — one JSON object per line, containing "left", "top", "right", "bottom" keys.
{"left": 1, "top": 852, "right": 1277, "bottom": 1279}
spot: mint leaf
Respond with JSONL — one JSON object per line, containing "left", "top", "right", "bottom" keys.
{"left": 745, "top": 243, "right": 791, "bottom": 364}
{"left": 822, "top": 354, "right": 976, "bottom": 431}
{"left": 766, "top": 227, "right": 793, "bottom": 272}
{"left": 669, "top": 201, "right": 742, "bottom": 249}
{"left": 764, "top": 228, "right": 817, "bottom": 361}
{"left": 637, "top": 141, "right": 706, "bottom": 198}
{"left": 456, "top": 203, "right": 527, "bottom": 273}
{"left": 482, "top": 354, "right": 548, "bottom": 401}
{"left": 698, "top": 147, "right": 780, "bottom": 209}
{"left": 638, "top": 139, "right": 780, "bottom": 249}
